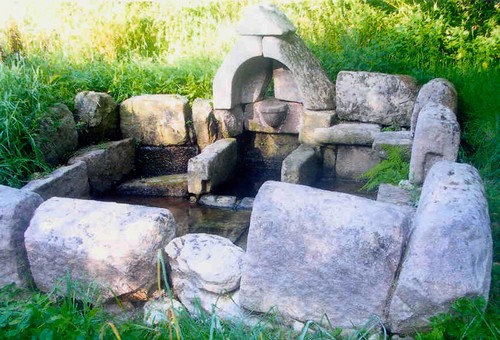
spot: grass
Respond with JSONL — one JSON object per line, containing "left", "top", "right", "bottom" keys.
{"left": 0, "top": 0, "right": 498, "bottom": 337}
{"left": 360, "top": 146, "right": 410, "bottom": 192}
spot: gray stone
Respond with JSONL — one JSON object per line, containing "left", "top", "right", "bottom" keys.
{"left": 74, "top": 91, "right": 119, "bottom": 144}
{"left": 0, "top": 186, "right": 43, "bottom": 288}
{"left": 299, "top": 110, "right": 336, "bottom": 145}
{"left": 192, "top": 98, "right": 218, "bottom": 150}
{"left": 240, "top": 181, "right": 411, "bottom": 327}
{"left": 144, "top": 293, "right": 185, "bottom": 326}
{"left": 166, "top": 234, "right": 249, "bottom": 321}
{"left": 244, "top": 99, "right": 303, "bottom": 134}
{"left": 22, "top": 161, "right": 89, "bottom": 200}
{"left": 389, "top": 161, "right": 492, "bottom": 335}
{"left": 263, "top": 34, "right": 335, "bottom": 110}
{"left": 116, "top": 174, "right": 188, "bottom": 197}
{"left": 187, "top": 139, "right": 237, "bottom": 195}
{"left": 213, "top": 36, "right": 264, "bottom": 110}
{"left": 411, "top": 78, "right": 457, "bottom": 134}
{"left": 136, "top": 145, "right": 198, "bottom": 177}
{"left": 120, "top": 94, "right": 193, "bottom": 146}
{"left": 199, "top": 195, "right": 238, "bottom": 209}
{"left": 237, "top": 4, "right": 296, "bottom": 36}
{"left": 409, "top": 103, "right": 460, "bottom": 184}
{"left": 236, "top": 197, "right": 254, "bottom": 210}
{"left": 322, "top": 146, "right": 337, "bottom": 179}
{"left": 25, "top": 197, "right": 176, "bottom": 301}
{"left": 376, "top": 184, "right": 414, "bottom": 207}
{"left": 68, "top": 138, "right": 135, "bottom": 196}
{"left": 336, "top": 71, "right": 419, "bottom": 126}
{"left": 273, "top": 61, "right": 302, "bottom": 103}
{"left": 36, "top": 104, "right": 78, "bottom": 166}
{"left": 281, "top": 145, "right": 320, "bottom": 185}
{"left": 239, "top": 57, "right": 272, "bottom": 104}
{"left": 336, "top": 146, "right": 381, "bottom": 179}
{"left": 313, "top": 123, "right": 381, "bottom": 146}
{"left": 214, "top": 106, "right": 244, "bottom": 138}
{"left": 372, "top": 131, "right": 413, "bottom": 159}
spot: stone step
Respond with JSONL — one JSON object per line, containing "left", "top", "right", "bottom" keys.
{"left": 116, "top": 174, "right": 188, "bottom": 197}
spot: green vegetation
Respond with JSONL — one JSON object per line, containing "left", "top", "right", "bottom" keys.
{"left": 0, "top": 0, "right": 498, "bottom": 338}
{"left": 360, "top": 146, "right": 410, "bottom": 191}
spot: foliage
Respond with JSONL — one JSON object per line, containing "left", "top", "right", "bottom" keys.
{"left": 360, "top": 146, "right": 409, "bottom": 191}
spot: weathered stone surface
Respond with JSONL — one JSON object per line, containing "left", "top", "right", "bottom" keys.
{"left": 74, "top": 91, "right": 119, "bottom": 144}
{"left": 299, "top": 110, "right": 336, "bottom": 145}
{"left": 213, "top": 36, "right": 264, "bottom": 110}
{"left": 120, "top": 94, "right": 193, "bottom": 146}
{"left": 313, "top": 123, "right": 381, "bottom": 146}
{"left": 36, "top": 104, "right": 78, "bottom": 166}
{"left": 336, "top": 71, "right": 419, "bottom": 126}
{"left": 0, "top": 186, "right": 43, "bottom": 288}
{"left": 263, "top": 34, "right": 335, "bottom": 110}
{"left": 389, "top": 161, "right": 492, "bottom": 335}
{"left": 336, "top": 146, "right": 381, "bottom": 179}
{"left": 237, "top": 3, "right": 296, "bottom": 36}
{"left": 192, "top": 99, "right": 218, "bottom": 150}
{"left": 409, "top": 103, "right": 460, "bottom": 184}
{"left": 281, "top": 145, "right": 320, "bottom": 185}
{"left": 22, "top": 161, "right": 89, "bottom": 200}
{"left": 25, "top": 197, "right": 176, "bottom": 300}
{"left": 199, "top": 195, "right": 238, "bottom": 209}
{"left": 136, "top": 145, "right": 198, "bottom": 177}
{"left": 214, "top": 106, "right": 244, "bottom": 138}
{"left": 144, "top": 293, "right": 185, "bottom": 326}
{"left": 240, "top": 181, "right": 411, "bottom": 327}
{"left": 376, "top": 184, "right": 414, "bottom": 207}
{"left": 239, "top": 57, "right": 272, "bottom": 104}
{"left": 68, "top": 138, "right": 135, "bottom": 196}
{"left": 166, "top": 234, "right": 249, "bottom": 320}
{"left": 236, "top": 197, "right": 254, "bottom": 210}
{"left": 273, "top": 61, "right": 302, "bottom": 103}
{"left": 245, "top": 99, "right": 303, "bottom": 134}
{"left": 116, "top": 174, "right": 188, "bottom": 197}
{"left": 411, "top": 78, "right": 457, "bottom": 134}
{"left": 187, "top": 139, "right": 237, "bottom": 195}
{"left": 322, "top": 146, "right": 337, "bottom": 179}
{"left": 372, "top": 131, "right": 413, "bottom": 159}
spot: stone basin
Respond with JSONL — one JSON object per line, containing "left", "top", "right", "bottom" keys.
{"left": 255, "top": 98, "right": 288, "bottom": 128}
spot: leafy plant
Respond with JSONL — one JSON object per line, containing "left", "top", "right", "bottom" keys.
{"left": 360, "top": 146, "right": 410, "bottom": 191}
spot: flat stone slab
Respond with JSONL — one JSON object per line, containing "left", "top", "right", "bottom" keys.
{"left": 187, "top": 138, "right": 237, "bottom": 195}
{"left": 68, "top": 138, "right": 135, "bottom": 196}
{"left": 376, "top": 184, "right": 414, "bottom": 207}
{"left": 0, "top": 186, "right": 43, "bottom": 288}
{"left": 372, "top": 131, "right": 412, "bottom": 159}
{"left": 22, "top": 161, "right": 90, "bottom": 200}
{"left": 336, "top": 71, "right": 419, "bottom": 126}
{"left": 389, "top": 161, "right": 492, "bottom": 335}
{"left": 116, "top": 174, "right": 188, "bottom": 197}
{"left": 313, "top": 123, "right": 381, "bottom": 146}
{"left": 281, "top": 145, "right": 320, "bottom": 185}
{"left": 335, "top": 146, "right": 381, "bottom": 179}
{"left": 198, "top": 194, "right": 238, "bottom": 209}
{"left": 240, "top": 181, "right": 411, "bottom": 328}
{"left": 25, "top": 197, "right": 176, "bottom": 301}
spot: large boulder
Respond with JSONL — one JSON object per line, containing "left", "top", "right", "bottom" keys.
{"left": 240, "top": 181, "right": 412, "bottom": 329}
{"left": 120, "top": 94, "right": 193, "bottom": 146}
{"left": 22, "top": 161, "right": 90, "bottom": 200}
{"left": 74, "top": 91, "right": 119, "bottom": 144}
{"left": 0, "top": 186, "right": 43, "bottom": 288}
{"left": 36, "top": 104, "right": 78, "bottom": 166}
{"left": 25, "top": 197, "right": 176, "bottom": 301}
{"left": 411, "top": 78, "right": 457, "bottom": 134}
{"left": 165, "top": 234, "right": 247, "bottom": 320}
{"left": 336, "top": 71, "right": 419, "bottom": 127}
{"left": 68, "top": 138, "right": 135, "bottom": 195}
{"left": 409, "top": 103, "right": 460, "bottom": 184}
{"left": 389, "top": 161, "right": 492, "bottom": 335}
